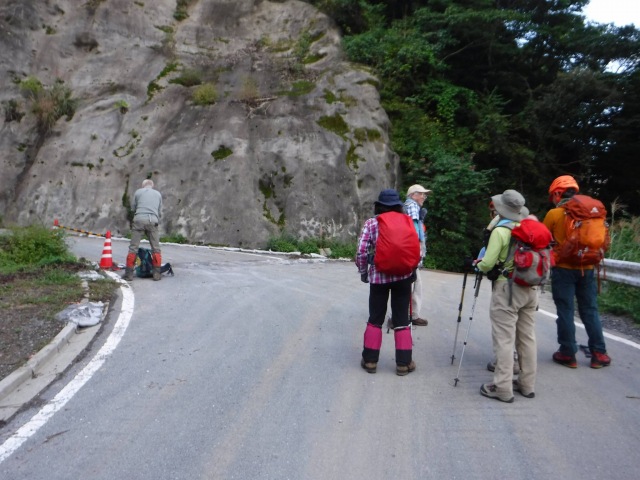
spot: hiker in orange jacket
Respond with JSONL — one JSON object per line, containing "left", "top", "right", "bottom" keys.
{"left": 543, "top": 175, "right": 611, "bottom": 369}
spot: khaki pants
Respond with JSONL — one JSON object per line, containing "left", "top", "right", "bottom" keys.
{"left": 411, "top": 269, "right": 423, "bottom": 318}
{"left": 490, "top": 280, "right": 538, "bottom": 397}
{"left": 128, "top": 215, "right": 161, "bottom": 255}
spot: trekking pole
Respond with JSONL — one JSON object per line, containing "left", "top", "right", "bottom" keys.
{"left": 454, "top": 271, "right": 483, "bottom": 387}
{"left": 450, "top": 270, "right": 469, "bottom": 364}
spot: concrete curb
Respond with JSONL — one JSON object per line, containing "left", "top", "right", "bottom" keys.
{"left": 0, "top": 323, "right": 77, "bottom": 402}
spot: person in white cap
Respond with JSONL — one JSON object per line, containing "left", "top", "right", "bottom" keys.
{"left": 402, "top": 184, "right": 432, "bottom": 326}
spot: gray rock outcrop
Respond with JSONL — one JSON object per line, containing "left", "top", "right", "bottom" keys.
{"left": 0, "top": 0, "right": 399, "bottom": 247}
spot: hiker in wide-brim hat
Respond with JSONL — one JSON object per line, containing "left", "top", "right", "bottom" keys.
{"left": 491, "top": 189, "right": 529, "bottom": 222}
{"left": 374, "top": 188, "right": 404, "bottom": 207}
{"left": 476, "top": 188, "right": 538, "bottom": 403}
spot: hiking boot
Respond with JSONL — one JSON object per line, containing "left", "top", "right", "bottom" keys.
{"left": 411, "top": 317, "right": 428, "bottom": 326}
{"left": 124, "top": 267, "right": 134, "bottom": 281}
{"left": 552, "top": 351, "right": 577, "bottom": 368}
{"left": 396, "top": 361, "right": 416, "bottom": 376}
{"left": 480, "top": 383, "right": 514, "bottom": 403}
{"left": 153, "top": 267, "right": 162, "bottom": 281}
{"left": 512, "top": 380, "right": 535, "bottom": 399}
{"left": 361, "top": 358, "right": 377, "bottom": 374}
{"left": 590, "top": 351, "right": 611, "bottom": 369}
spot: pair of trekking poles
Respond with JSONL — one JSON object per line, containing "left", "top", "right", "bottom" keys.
{"left": 450, "top": 268, "right": 483, "bottom": 386}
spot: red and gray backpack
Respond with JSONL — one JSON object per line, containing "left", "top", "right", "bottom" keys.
{"left": 499, "top": 219, "right": 554, "bottom": 292}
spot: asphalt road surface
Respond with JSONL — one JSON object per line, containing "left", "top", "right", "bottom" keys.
{"left": 1, "top": 235, "right": 639, "bottom": 479}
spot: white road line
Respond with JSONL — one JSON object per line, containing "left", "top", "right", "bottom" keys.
{"left": 0, "top": 273, "right": 134, "bottom": 464}
{"left": 538, "top": 308, "right": 640, "bottom": 350}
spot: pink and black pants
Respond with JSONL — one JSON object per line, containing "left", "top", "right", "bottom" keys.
{"left": 362, "top": 277, "right": 413, "bottom": 366}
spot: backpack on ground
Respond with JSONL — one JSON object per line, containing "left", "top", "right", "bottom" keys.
{"left": 374, "top": 211, "right": 421, "bottom": 276}
{"left": 506, "top": 219, "right": 555, "bottom": 288}
{"left": 556, "top": 194, "right": 610, "bottom": 268}
{"left": 135, "top": 247, "right": 174, "bottom": 278}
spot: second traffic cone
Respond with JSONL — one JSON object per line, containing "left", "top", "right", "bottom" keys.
{"left": 99, "top": 231, "right": 113, "bottom": 269}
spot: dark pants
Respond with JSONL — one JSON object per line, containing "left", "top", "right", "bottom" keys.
{"left": 362, "top": 278, "right": 413, "bottom": 366}
{"left": 551, "top": 267, "right": 606, "bottom": 355}
{"left": 368, "top": 278, "right": 412, "bottom": 327}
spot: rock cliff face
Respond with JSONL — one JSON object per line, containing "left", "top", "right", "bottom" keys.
{"left": 0, "top": 0, "right": 399, "bottom": 247}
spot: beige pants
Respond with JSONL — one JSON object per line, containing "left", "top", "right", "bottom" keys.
{"left": 490, "top": 280, "right": 538, "bottom": 397}
{"left": 411, "top": 269, "right": 423, "bottom": 319}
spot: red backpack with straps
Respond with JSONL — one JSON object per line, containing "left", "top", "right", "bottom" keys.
{"left": 374, "top": 212, "right": 421, "bottom": 275}
{"left": 508, "top": 219, "right": 555, "bottom": 287}
{"left": 556, "top": 195, "right": 610, "bottom": 268}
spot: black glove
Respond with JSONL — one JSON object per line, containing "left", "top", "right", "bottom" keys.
{"left": 409, "top": 269, "right": 417, "bottom": 282}
{"left": 463, "top": 256, "right": 475, "bottom": 271}
{"left": 360, "top": 272, "right": 369, "bottom": 283}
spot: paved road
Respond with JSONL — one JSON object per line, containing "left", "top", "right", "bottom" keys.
{"left": 1, "top": 236, "right": 639, "bottom": 479}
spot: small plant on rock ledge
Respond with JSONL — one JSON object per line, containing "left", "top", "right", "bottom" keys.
{"left": 115, "top": 99, "right": 129, "bottom": 114}
{"left": 193, "top": 83, "right": 218, "bottom": 105}
{"left": 211, "top": 145, "right": 232, "bottom": 160}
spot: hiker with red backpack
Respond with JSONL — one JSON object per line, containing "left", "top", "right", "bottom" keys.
{"left": 475, "top": 190, "right": 543, "bottom": 402}
{"left": 356, "top": 189, "right": 421, "bottom": 376}
{"left": 482, "top": 200, "right": 521, "bottom": 376}
{"left": 543, "top": 175, "right": 611, "bottom": 369}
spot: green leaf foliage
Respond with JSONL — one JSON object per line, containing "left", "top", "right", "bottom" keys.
{"left": 308, "top": 0, "right": 640, "bottom": 269}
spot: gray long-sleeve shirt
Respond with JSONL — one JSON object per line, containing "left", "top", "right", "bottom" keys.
{"left": 133, "top": 187, "right": 162, "bottom": 222}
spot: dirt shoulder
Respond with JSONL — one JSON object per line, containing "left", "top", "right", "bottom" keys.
{"left": 0, "top": 266, "right": 119, "bottom": 381}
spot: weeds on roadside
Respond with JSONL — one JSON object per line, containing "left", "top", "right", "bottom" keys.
{"left": 0, "top": 226, "right": 73, "bottom": 273}
{"left": 266, "top": 233, "right": 356, "bottom": 259}
{"left": 160, "top": 233, "right": 189, "bottom": 244}
{"left": 601, "top": 213, "right": 640, "bottom": 322}
{"left": 0, "top": 225, "right": 118, "bottom": 319}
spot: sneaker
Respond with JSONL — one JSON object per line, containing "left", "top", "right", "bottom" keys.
{"left": 396, "top": 361, "right": 416, "bottom": 376}
{"left": 480, "top": 383, "right": 514, "bottom": 403}
{"left": 411, "top": 317, "right": 428, "bottom": 326}
{"left": 590, "top": 351, "right": 611, "bottom": 369}
{"left": 512, "top": 380, "right": 535, "bottom": 399}
{"left": 361, "top": 358, "right": 377, "bottom": 374}
{"left": 552, "top": 351, "right": 577, "bottom": 368}
{"left": 486, "top": 354, "right": 520, "bottom": 374}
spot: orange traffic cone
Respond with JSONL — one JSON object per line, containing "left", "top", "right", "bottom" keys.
{"left": 99, "top": 231, "right": 113, "bottom": 269}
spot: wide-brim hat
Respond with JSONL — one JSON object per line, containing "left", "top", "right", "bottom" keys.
{"left": 375, "top": 189, "right": 404, "bottom": 207}
{"left": 407, "top": 184, "right": 432, "bottom": 196}
{"left": 491, "top": 189, "right": 529, "bottom": 221}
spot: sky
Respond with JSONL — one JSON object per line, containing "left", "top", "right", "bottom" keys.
{"left": 582, "top": 0, "right": 639, "bottom": 27}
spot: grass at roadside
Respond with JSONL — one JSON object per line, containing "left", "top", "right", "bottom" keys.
{"left": 600, "top": 216, "right": 640, "bottom": 322}
{"left": 0, "top": 225, "right": 120, "bottom": 379}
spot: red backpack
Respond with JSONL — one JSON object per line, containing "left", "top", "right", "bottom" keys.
{"left": 374, "top": 212, "right": 421, "bottom": 275}
{"left": 507, "top": 219, "right": 555, "bottom": 287}
{"left": 556, "top": 195, "right": 610, "bottom": 268}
